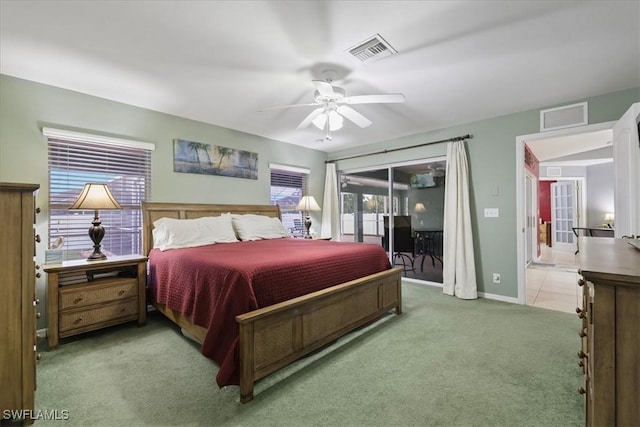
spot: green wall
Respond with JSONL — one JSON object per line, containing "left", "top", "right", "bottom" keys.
{"left": 1, "top": 72, "right": 638, "bottom": 329}
{"left": 0, "top": 74, "right": 328, "bottom": 329}
{"left": 329, "top": 87, "right": 640, "bottom": 299}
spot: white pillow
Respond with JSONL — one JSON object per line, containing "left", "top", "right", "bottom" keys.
{"left": 231, "top": 214, "right": 290, "bottom": 241}
{"left": 152, "top": 215, "right": 238, "bottom": 251}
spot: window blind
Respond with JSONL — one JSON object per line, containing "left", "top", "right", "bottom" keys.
{"left": 48, "top": 138, "right": 152, "bottom": 257}
{"left": 270, "top": 167, "right": 309, "bottom": 233}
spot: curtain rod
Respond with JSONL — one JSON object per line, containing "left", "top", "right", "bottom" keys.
{"left": 325, "top": 134, "right": 472, "bottom": 164}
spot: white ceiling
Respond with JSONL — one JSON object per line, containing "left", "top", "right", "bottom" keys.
{"left": 1, "top": 1, "right": 638, "bottom": 153}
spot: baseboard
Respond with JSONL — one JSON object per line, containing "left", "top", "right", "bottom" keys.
{"left": 478, "top": 292, "right": 520, "bottom": 304}
{"left": 401, "top": 278, "right": 521, "bottom": 304}
{"left": 402, "top": 277, "right": 443, "bottom": 288}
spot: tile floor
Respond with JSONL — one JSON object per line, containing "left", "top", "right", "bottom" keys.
{"left": 526, "top": 244, "right": 581, "bottom": 314}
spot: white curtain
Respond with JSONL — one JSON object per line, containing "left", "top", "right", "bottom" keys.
{"left": 443, "top": 141, "right": 478, "bottom": 299}
{"left": 321, "top": 163, "right": 340, "bottom": 240}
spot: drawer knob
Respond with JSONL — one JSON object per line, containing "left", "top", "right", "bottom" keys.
{"left": 120, "top": 307, "right": 126, "bottom": 312}
{"left": 36, "top": 207, "right": 41, "bottom": 214}
{"left": 35, "top": 272, "right": 41, "bottom": 279}
{"left": 577, "top": 278, "right": 586, "bottom": 287}
{"left": 74, "top": 297, "right": 83, "bottom": 304}
{"left": 36, "top": 353, "right": 42, "bottom": 361}
{"left": 36, "top": 312, "right": 41, "bottom": 319}
{"left": 35, "top": 234, "right": 41, "bottom": 243}
{"left": 34, "top": 298, "right": 40, "bottom": 306}
{"left": 578, "top": 387, "right": 586, "bottom": 395}
{"left": 118, "top": 290, "right": 125, "bottom": 296}
{"left": 35, "top": 264, "right": 40, "bottom": 270}
{"left": 73, "top": 317, "right": 83, "bottom": 325}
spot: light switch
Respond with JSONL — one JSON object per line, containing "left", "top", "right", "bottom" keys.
{"left": 484, "top": 208, "right": 499, "bottom": 218}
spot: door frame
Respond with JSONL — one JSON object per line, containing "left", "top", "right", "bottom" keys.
{"left": 524, "top": 171, "right": 537, "bottom": 265}
{"left": 515, "top": 121, "right": 615, "bottom": 304}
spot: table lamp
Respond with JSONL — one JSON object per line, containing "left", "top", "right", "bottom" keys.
{"left": 70, "top": 183, "right": 122, "bottom": 260}
{"left": 296, "top": 195, "right": 321, "bottom": 239}
{"left": 414, "top": 202, "right": 427, "bottom": 227}
{"left": 604, "top": 212, "right": 614, "bottom": 229}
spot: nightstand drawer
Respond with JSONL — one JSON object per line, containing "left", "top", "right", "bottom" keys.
{"left": 59, "top": 299, "right": 138, "bottom": 334}
{"left": 59, "top": 278, "right": 138, "bottom": 310}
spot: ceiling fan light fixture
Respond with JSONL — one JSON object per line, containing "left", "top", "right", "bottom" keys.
{"left": 328, "top": 110, "right": 343, "bottom": 130}
{"left": 312, "top": 113, "right": 327, "bottom": 130}
{"left": 312, "top": 110, "right": 343, "bottom": 131}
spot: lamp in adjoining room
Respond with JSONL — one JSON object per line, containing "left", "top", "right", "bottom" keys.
{"left": 414, "top": 202, "right": 427, "bottom": 227}
{"left": 604, "top": 212, "right": 615, "bottom": 229}
{"left": 296, "top": 195, "right": 321, "bottom": 239}
{"left": 414, "top": 202, "right": 427, "bottom": 213}
{"left": 70, "top": 183, "right": 122, "bottom": 261}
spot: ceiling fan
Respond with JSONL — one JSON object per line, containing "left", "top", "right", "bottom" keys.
{"left": 260, "top": 76, "right": 405, "bottom": 140}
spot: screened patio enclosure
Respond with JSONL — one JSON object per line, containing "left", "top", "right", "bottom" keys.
{"left": 339, "top": 159, "right": 446, "bottom": 283}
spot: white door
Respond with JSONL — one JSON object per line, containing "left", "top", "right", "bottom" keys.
{"left": 551, "top": 181, "right": 577, "bottom": 252}
{"left": 613, "top": 102, "right": 640, "bottom": 237}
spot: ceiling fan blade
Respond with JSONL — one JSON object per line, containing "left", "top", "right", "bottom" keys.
{"left": 312, "top": 80, "right": 334, "bottom": 97}
{"left": 337, "top": 105, "right": 372, "bottom": 128}
{"left": 258, "top": 102, "right": 319, "bottom": 112}
{"left": 341, "top": 93, "right": 405, "bottom": 105}
{"left": 297, "top": 107, "right": 325, "bottom": 129}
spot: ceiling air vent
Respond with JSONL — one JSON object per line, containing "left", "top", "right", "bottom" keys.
{"left": 348, "top": 34, "right": 397, "bottom": 62}
{"left": 540, "top": 102, "right": 588, "bottom": 132}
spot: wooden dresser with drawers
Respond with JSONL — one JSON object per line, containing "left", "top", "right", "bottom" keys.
{"left": 576, "top": 237, "right": 640, "bottom": 426}
{"left": 0, "top": 183, "right": 41, "bottom": 424}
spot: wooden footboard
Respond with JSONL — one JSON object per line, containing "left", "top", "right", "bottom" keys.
{"left": 236, "top": 266, "right": 403, "bottom": 403}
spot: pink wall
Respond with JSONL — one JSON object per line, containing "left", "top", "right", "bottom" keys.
{"left": 538, "top": 180, "right": 555, "bottom": 222}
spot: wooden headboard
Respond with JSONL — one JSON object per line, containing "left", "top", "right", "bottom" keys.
{"left": 141, "top": 202, "right": 282, "bottom": 256}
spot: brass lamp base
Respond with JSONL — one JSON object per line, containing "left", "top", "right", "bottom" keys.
{"left": 87, "top": 212, "right": 107, "bottom": 261}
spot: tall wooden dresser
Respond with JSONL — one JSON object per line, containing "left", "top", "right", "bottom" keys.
{"left": 576, "top": 237, "right": 640, "bottom": 426}
{"left": 0, "top": 183, "right": 41, "bottom": 424}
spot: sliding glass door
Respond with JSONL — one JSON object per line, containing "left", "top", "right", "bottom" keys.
{"left": 339, "top": 158, "right": 446, "bottom": 284}
{"left": 340, "top": 167, "right": 392, "bottom": 245}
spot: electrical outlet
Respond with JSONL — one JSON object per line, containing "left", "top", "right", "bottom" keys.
{"left": 492, "top": 273, "right": 501, "bottom": 284}
{"left": 484, "top": 208, "right": 499, "bottom": 218}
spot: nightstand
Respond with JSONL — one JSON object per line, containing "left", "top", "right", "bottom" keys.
{"left": 44, "top": 254, "right": 147, "bottom": 349}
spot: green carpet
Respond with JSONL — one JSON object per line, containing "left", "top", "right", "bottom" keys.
{"left": 35, "top": 282, "right": 584, "bottom": 426}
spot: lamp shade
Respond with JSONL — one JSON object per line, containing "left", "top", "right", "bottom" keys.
{"left": 312, "top": 110, "right": 343, "bottom": 131}
{"left": 296, "top": 195, "right": 321, "bottom": 212}
{"left": 70, "top": 183, "right": 122, "bottom": 210}
{"left": 604, "top": 212, "right": 615, "bottom": 222}
{"left": 414, "top": 202, "right": 427, "bottom": 213}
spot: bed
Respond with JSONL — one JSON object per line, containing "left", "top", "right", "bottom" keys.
{"left": 142, "top": 201, "right": 403, "bottom": 403}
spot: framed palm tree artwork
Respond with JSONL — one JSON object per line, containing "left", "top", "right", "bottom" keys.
{"left": 173, "top": 139, "right": 258, "bottom": 180}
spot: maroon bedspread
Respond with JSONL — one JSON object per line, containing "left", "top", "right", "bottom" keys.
{"left": 148, "top": 238, "right": 391, "bottom": 387}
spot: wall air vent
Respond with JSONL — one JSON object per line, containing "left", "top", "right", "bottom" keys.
{"left": 348, "top": 34, "right": 397, "bottom": 62}
{"left": 540, "top": 102, "right": 588, "bottom": 132}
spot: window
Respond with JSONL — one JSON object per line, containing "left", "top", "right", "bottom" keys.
{"left": 269, "top": 164, "right": 309, "bottom": 233}
{"left": 46, "top": 129, "right": 153, "bottom": 258}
